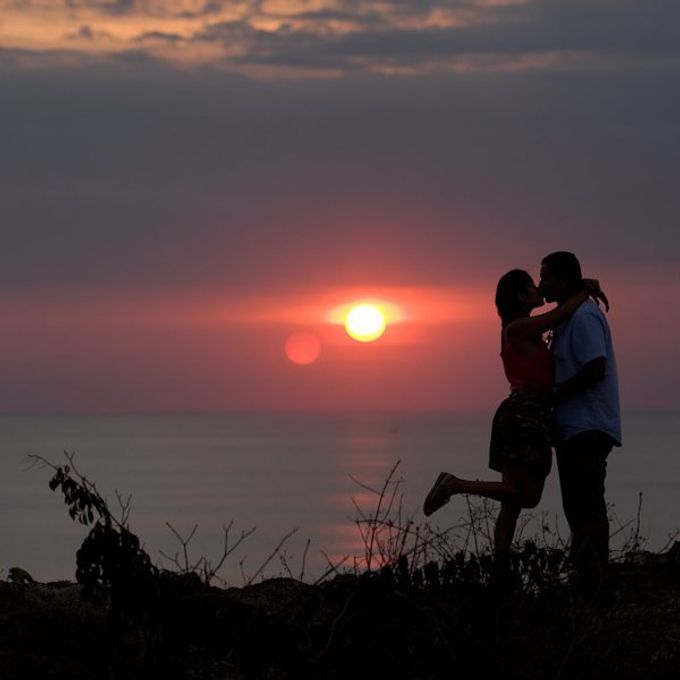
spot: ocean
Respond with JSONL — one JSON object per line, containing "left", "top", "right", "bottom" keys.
{"left": 1, "top": 411, "right": 678, "bottom": 584}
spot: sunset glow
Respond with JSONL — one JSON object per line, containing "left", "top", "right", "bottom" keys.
{"left": 344, "top": 304, "right": 387, "bottom": 343}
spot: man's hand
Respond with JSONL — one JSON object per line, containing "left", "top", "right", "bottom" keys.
{"left": 582, "top": 278, "right": 610, "bottom": 312}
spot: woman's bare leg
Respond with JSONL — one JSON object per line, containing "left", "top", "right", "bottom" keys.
{"left": 423, "top": 473, "right": 523, "bottom": 515}
{"left": 495, "top": 466, "right": 544, "bottom": 556}
{"left": 447, "top": 476, "right": 523, "bottom": 504}
{"left": 435, "top": 465, "right": 544, "bottom": 508}
{"left": 495, "top": 502, "right": 521, "bottom": 555}
{"left": 424, "top": 465, "right": 545, "bottom": 554}
{"left": 492, "top": 501, "right": 521, "bottom": 588}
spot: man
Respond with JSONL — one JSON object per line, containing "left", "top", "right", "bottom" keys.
{"left": 539, "top": 251, "right": 621, "bottom": 602}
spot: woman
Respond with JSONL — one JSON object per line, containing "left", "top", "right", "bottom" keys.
{"left": 422, "top": 269, "right": 606, "bottom": 566}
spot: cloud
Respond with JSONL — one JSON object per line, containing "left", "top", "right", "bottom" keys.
{"left": 66, "top": 24, "right": 117, "bottom": 42}
{"left": 134, "top": 30, "right": 185, "bottom": 44}
{"left": 64, "top": 0, "right": 136, "bottom": 14}
{"left": 71, "top": 24, "right": 96, "bottom": 41}
{"left": 202, "top": 0, "right": 680, "bottom": 70}
{"left": 1, "top": 0, "right": 679, "bottom": 76}
{"left": 0, "top": 54, "right": 678, "bottom": 297}
{"left": 178, "top": 1, "right": 232, "bottom": 19}
{"left": 0, "top": 3, "right": 678, "bottom": 295}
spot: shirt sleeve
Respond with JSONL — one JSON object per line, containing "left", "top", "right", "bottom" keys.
{"left": 569, "top": 309, "right": 608, "bottom": 367}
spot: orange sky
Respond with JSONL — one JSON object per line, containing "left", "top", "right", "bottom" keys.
{"left": 2, "top": 272, "right": 678, "bottom": 413}
{"left": 0, "top": 284, "right": 495, "bottom": 412}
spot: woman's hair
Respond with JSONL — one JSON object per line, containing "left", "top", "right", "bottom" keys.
{"left": 495, "top": 269, "right": 534, "bottom": 326}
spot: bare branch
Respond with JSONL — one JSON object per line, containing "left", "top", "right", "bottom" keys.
{"left": 314, "top": 551, "right": 350, "bottom": 584}
{"left": 246, "top": 528, "right": 299, "bottom": 586}
{"left": 299, "top": 538, "right": 311, "bottom": 582}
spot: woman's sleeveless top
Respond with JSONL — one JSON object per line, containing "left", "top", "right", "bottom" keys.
{"left": 500, "top": 333, "right": 553, "bottom": 395}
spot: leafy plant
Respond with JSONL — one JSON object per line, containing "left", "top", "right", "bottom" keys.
{"left": 29, "top": 453, "right": 158, "bottom": 619}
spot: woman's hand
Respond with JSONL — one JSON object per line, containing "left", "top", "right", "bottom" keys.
{"left": 582, "top": 278, "right": 610, "bottom": 312}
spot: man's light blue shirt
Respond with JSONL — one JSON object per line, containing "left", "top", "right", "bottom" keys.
{"left": 552, "top": 299, "right": 622, "bottom": 446}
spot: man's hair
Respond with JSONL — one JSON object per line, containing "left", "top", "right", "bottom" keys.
{"left": 541, "top": 251, "right": 582, "bottom": 282}
{"left": 495, "top": 269, "right": 533, "bottom": 326}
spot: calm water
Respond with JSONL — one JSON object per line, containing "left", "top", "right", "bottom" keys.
{"left": 1, "top": 411, "right": 678, "bottom": 583}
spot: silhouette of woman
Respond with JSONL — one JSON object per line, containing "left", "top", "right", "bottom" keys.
{"left": 423, "top": 270, "right": 607, "bottom": 569}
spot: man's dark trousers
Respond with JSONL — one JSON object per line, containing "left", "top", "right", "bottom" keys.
{"left": 556, "top": 430, "right": 614, "bottom": 599}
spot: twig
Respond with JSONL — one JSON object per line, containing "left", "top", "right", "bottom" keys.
{"left": 164, "top": 522, "right": 198, "bottom": 573}
{"left": 299, "top": 537, "right": 311, "bottom": 581}
{"left": 347, "top": 473, "right": 381, "bottom": 496}
{"left": 245, "top": 527, "right": 299, "bottom": 586}
{"left": 208, "top": 522, "right": 256, "bottom": 579}
{"left": 314, "top": 550, "right": 350, "bottom": 584}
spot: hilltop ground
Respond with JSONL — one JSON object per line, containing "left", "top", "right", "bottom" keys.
{"left": 5, "top": 455, "right": 677, "bottom": 679}
{"left": 1, "top": 548, "right": 679, "bottom": 680}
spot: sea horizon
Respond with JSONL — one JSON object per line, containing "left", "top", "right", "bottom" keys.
{"left": 2, "top": 406, "right": 678, "bottom": 416}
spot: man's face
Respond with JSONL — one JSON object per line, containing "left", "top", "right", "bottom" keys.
{"left": 538, "top": 264, "right": 564, "bottom": 303}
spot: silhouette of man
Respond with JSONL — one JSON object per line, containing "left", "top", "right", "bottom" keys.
{"left": 539, "top": 251, "right": 621, "bottom": 601}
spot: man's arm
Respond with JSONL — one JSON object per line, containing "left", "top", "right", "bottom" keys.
{"left": 553, "top": 357, "right": 606, "bottom": 402}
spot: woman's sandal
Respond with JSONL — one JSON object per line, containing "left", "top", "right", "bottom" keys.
{"left": 423, "top": 472, "right": 454, "bottom": 516}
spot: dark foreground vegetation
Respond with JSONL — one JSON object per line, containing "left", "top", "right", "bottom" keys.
{"left": 1, "top": 456, "right": 678, "bottom": 680}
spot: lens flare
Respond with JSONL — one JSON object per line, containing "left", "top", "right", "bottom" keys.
{"left": 284, "top": 331, "right": 321, "bottom": 365}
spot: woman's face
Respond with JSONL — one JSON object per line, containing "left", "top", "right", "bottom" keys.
{"left": 522, "top": 279, "right": 544, "bottom": 309}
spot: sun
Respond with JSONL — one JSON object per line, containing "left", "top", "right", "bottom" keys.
{"left": 344, "top": 304, "right": 387, "bottom": 342}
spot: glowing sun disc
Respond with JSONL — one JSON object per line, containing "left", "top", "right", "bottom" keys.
{"left": 344, "top": 304, "right": 386, "bottom": 342}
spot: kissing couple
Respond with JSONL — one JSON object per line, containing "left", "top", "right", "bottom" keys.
{"left": 424, "top": 251, "right": 621, "bottom": 601}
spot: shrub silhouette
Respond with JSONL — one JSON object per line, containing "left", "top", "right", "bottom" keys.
{"left": 35, "top": 454, "right": 160, "bottom": 621}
